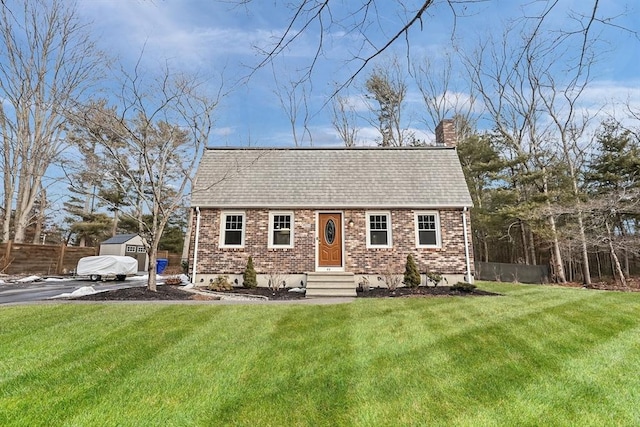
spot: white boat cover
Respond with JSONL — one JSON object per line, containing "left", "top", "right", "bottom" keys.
{"left": 76, "top": 256, "right": 138, "bottom": 276}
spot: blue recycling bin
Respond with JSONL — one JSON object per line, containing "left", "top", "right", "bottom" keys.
{"left": 156, "top": 259, "right": 169, "bottom": 274}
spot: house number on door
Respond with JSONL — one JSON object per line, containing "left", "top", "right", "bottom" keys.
{"left": 325, "top": 219, "right": 336, "bottom": 244}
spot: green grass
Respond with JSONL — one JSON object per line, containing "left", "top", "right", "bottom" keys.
{"left": 2, "top": 282, "right": 640, "bottom": 426}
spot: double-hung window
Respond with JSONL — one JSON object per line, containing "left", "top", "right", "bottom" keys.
{"left": 366, "top": 212, "right": 392, "bottom": 248}
{"left": 268, "top": 212, "right": 294, "bottom": 248}
{"left": 220, "top": 212, "right": 245, "bottom": 248}
{"left": 415, "top": 212, "right": 440, "bottom": 247}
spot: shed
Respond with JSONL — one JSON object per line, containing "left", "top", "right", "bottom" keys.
{"left": 99, "top": 234, "right": 149, "bottom": 272}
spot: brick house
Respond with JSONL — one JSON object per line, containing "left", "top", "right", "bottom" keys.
{"left": 188, "top": 120, "right": 474, "bottom": 296}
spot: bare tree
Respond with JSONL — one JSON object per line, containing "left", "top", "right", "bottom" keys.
{"left": 413, "top": 52, "right": 477, "bottom": 134}
{"left": 0, "top": 0, "right": 105, "bottom": 242}
{"left": 464, "top": 27, "right": 569, "bottom": 282}
{"left": 68, "top": 60, "right": 219, "bottom": 291}
{"left": 535, "top": 62, "right": 597, "bottom": 285}
{"left": 331, "top": 93, "right": 359, "bottom": 147}
{"left": 272, "top": 71, "right": 312, "bottom": 146}
{"left": 582, "top": 189, "right": 640, "bottom": 287}
{"left": 364, "top": 59, "right": 408, "bottom": 147}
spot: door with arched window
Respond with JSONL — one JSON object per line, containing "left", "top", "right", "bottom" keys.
{"left": 318, "top": 212, "right": 342, "bottom": 268}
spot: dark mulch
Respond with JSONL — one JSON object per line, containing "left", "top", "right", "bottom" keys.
{"left": 357, "top": 286, "right": 500, "bottom": 298}
{"left": 216, "top": 287, "right": 307, "bottom": 300}
{"left": 72, "top": 285, "right": 211, "bottom": 301}
{"left": 72, "top": 284, "right": 499, "bottom": 301}
{"left": 71, "top": 285, "right": 306, "bottom": 301}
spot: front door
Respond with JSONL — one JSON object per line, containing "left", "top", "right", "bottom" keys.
{"left": 318, "top": 212, "right": 343, "bottom": 268}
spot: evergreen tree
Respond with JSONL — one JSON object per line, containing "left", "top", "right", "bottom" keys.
{"left": 403, "top": 254, "right": 421, "bottom": 288}
{"left": 243, "top": 256, "right": 258, "bottom": 288}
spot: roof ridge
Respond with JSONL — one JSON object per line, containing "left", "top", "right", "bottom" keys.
{"left": 204, "top": 146, "right": 454, "bottom": 151}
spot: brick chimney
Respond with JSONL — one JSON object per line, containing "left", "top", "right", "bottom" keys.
{"left": 435, "top": 119, "right": 457, "bottom": 148}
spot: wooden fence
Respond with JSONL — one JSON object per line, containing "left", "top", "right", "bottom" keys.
{"left": 0, "top": 242, "right": 184, "bottom": 276}
{"left": 0, "top": 242, "right": 98, "bottom": 275}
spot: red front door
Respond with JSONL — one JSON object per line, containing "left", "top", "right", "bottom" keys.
{"left": 318, "top": 213, "right": 342, "bottom": 268}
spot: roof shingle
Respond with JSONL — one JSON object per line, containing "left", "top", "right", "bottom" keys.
{"left": 191, "top": 147, "right": 472, "bottom": 208}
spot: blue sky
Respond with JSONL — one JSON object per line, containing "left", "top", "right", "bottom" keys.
{"left": 76, "top": 0, "right": 639, "bottom": 148}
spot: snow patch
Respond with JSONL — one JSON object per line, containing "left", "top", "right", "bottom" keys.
{"left": 17, "top": 275, "right": 42, "bottom": 283}
{"left": 50, "top": 286, "right": 99, "bottom": 299}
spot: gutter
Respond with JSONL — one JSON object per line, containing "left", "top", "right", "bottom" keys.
{"left": 462, "top": 207, "right": 473, "bottom": 283}
{"left": 191, "top": 206, "right": 201, "bottom": 285}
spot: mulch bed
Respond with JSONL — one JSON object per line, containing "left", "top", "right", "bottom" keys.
{"left": 72, "top": 284, "right": 499, "bottom": 301}
{"left": 72, "top": 285, "right": 205, "bottom": 301}
{"left": 357, "top": 286, "right": 499, "bottom": 298}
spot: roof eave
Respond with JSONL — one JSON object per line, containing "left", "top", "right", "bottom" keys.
{"left": 189, "top": 203, "right": 474, "bottom": 209}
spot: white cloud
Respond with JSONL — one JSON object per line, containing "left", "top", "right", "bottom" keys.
{"left": 211, "top": 127, "right": 235, "bottom": 137}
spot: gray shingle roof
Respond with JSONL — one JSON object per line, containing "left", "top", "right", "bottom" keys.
{"left": 101, "top": 234, "right": 139, "bottom": 245}
{"left": 191, "top": 147, "right": 473, "bottom": 208}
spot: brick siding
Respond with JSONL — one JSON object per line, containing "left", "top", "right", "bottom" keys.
{"left": 189, "top": 208, "right": 473, "bottom": 276}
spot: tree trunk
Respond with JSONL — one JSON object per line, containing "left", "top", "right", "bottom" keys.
{"left": 483, "top": 238, "right": 489, "bottom": 263}
{"left": 549, "top": 214, "right": 566, "bottom": 283}
{"left": 147, "top": 248, "right": 157, "bottom": 292}
{"left": 606, "top": 222, "right": 626, "bottom": 287}
{"left": 543, "top": 168, "right": 566, "bottom": 283}
{"left": 111, "top": 209, "right": 119, "bottom": 237}
{"left": 577, "top": 211, "right": 591, "bottom": 285}
{"left": 31, "top": 187, "right": 47, "bottom": 244}
{"left": 528, "top": 228, "right": 536, "bottom": 265}
{"left": 520, "top": 220, "right": 530, "bottom": 264}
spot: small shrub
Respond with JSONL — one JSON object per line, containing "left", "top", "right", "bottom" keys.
{"left": 403, "top": 254, "right": 421, "bottom": 289}
{"left": 378, "top": 271, "right": 402, "bottom": 293}
{"left": 243, "top": 256, "right": 257, "bottom": 288}
{"left": 427, "top": 271, "right": 443, "bottom": 287}
{"left": 267, "top": 269, "right": 286, "bottom": 294}
{"left": 164, "top": 275, "right": 183, "bottom": 285}
{"left": 209, "top": 275, "right": 233, "bottom": 291}
{"left": 451, "top": 282, "right": 477, "bottom": 292}
{"left": 358, "top": 276, "right": 371, "bottom": 292}
{"left": 181, "top": 260, "right": 189, "bottom": 274}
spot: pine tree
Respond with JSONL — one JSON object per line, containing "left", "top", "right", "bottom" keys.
{"left": 403, "top": 254, "right": 421, "bottom": 288}
{"left": 243, "top": 256, "right": 258, "bottom": 288}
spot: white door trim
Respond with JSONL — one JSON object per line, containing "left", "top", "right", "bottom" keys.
{"left": 315, "top": 211, "right": 345, "bottom": 272}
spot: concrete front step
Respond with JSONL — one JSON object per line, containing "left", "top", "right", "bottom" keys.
{"left": 306, "top": 272, "right": 356, "bottom": 298}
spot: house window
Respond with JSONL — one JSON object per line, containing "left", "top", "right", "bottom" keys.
{"left": 366, "top": 212, "right": 392, "bottom": 248}
{"left": 415, "top": 212, "right": 441, "bottom": 247}
{"left": 220, "top": 212, "right": 245, "bottom": 247}
{"left": 125, "top": 245, "right": 136, "bottom": 253}
{"left": 136, "top": 246, "right": 146, "bottom": 253}
{"left": 268, "top": 212, "right": 294, "bottom": 248}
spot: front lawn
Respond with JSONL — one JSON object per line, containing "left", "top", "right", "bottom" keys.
{"left": 1, "top": 282, "right": 639, "bottom": 426}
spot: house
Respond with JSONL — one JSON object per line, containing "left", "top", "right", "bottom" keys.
{"left": 99, "top": 234, "right": 149, "bottom": 272}
{"left": 188, "top": 119, "right": 474, "bottom": 297}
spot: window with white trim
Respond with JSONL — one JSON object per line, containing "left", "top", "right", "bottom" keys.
{"left": 136, "top": 246, "right": 146, "bottom": 253}
{"left": 366, "top": 212, "right": 392, "bottom": 248}
{"left": 220, "top": 212, "right": 245, "bottom": 247}
{"left": 125, "top": 245, "right": 136, "bottom": 253}
{"left": 415, "top": 212, "right": 441, "bottom": 247}
{"left": 269, "top": 212, "right": 294, "bottom": 248}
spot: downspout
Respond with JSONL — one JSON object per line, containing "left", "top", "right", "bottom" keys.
{"left": 462, "top": 207, "right": 473, "bottom": 283}
{"left": 191, "top": 206, "right": 201, "bottom": 285}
